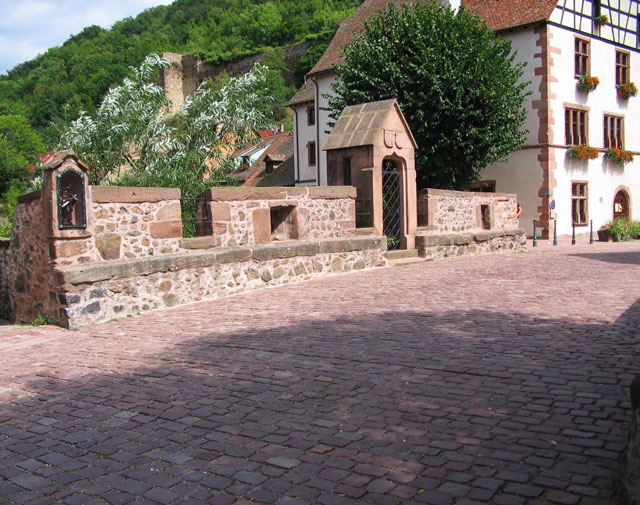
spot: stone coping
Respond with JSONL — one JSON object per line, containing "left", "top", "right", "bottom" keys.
{"left": 55, "top": 235, "right": 385, "bottom": 286}
{"left": 416, "top": 228, "right": 525, "bottom": 247}
{"left": 17, "top": 190, "right": 42, "bottom": 204}
{"left": 201, "top": 186, "right": 356, "bottom": 201}
{"left": 91, "top": 186, "right": 181, "bottom": 203}
{"left": 418, "top": 188, "right": 516, "bottom": 199}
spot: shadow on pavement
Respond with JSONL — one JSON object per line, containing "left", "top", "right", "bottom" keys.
{"left": 0, "top": 303, "right": 638, "bottom": 505}
{"left": 570, "top": 251, "right": 640, "bottom": 266}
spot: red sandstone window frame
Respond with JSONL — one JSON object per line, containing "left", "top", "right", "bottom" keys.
{"left": 571, "top": 181, "right": 588, "bottom": 226}
{"left": 603, "top": 113, "right": 624, "bottom": 149}
{"left": 564, "top": 105, "right": 589, "bottom": 145}
{"left": 575, "top": 37, "right": 591, "bottom": 77}
{"left": 306, "top": 105, "right": 316, "bottom": 126}
{"left": 307, "top": 141, "right": 316, "bottom": 167}
{"left": 615, "top": 50, "right": 630, "bottom": 86}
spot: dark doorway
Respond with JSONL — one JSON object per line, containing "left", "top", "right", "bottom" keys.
{"left": 382, "top": 159, "right": 401, "bottom": 250}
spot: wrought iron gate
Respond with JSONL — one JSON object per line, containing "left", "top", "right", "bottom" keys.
{"left": 382, "top": 160, "right": 401, "bottom": 250}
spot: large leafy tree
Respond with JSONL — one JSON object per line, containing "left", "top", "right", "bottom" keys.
{"left": 59, "top": 54, "right": 272, "bottom": 234}
{"left": 328, "top": 2, "right": 530, "bottom": 190}
{"left": 60, "top": 54, "right": 271, "bottom": 185}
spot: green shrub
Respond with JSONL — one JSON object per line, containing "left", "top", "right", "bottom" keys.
{"left": 600, "top": 217, "right": 640, "bottom": 241}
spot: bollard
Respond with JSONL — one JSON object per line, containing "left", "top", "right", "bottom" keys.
{"left": 572, "top": 222, "right": 576, "bottom": 245}
{"left": 533, "top": 219, "right": 537, "bottom": 247}
{"left": 553, "top": 219, "right": 558, "bottom": 246}
{"left": 590, "top": 220, "right": 594, "bottom": 244}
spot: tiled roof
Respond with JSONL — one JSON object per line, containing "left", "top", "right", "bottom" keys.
{"left": 324, "top": 98, "right": 416, "bottom": 151}
{"left": 308, "top": 0, "right": 414, "bottom": 76}
{"left": 286, "top": 82, "right": 315, "bottom": 107}
{"left": 308, "top": 0, "right": 558, "bottom": 77}
{"left": 461, "top": 0, "right": 557, "bottom": 31}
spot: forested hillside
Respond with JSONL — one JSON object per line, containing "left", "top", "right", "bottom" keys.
{"left": 0, "top": 0, "right": 361, "bottom": 147}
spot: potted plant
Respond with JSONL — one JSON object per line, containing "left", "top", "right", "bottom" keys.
{"left": 617, "top": 82, "right": 638, "bottom": 98}
{"left": 605, "top": 147, "right": 634, "bottom": 165}
{"left": 598, "top": 223, "right": 613, "bottom": 241}
{"left": 567, "top": 145, "right": 599, "bottom": 161}
{"left": 594, "top": 14, "right": 609, "bottom": 26}
{"left": 578, "top": 74, "right": 600, "bottom": 92}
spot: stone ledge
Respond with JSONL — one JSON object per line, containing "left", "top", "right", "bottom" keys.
{"left": 201, "top": 186, "right": 356, "bottom": 202}
{"left": 0, "top": 238, "right": 9, "bottom": 249}
{"left": 55, "top": 236, "right": 386, "bottom": 286}
{"left": 182, "top": 236, "right": 220, "bottom": 249}
{"left": 17, "top": 190, "right": 42, "bottom": 204}
{"left": 419, "top": 188, "right": 517, "bottom": 199}
{"left": 91, "top": 186, "right": 181, "bottom": 203}
{"left": 416, "top": 229, "right": 524, "bottom": 247}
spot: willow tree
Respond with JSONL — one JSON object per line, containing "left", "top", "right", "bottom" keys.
{"left": 328, "top": 2, "right": 530, "bottom": 190}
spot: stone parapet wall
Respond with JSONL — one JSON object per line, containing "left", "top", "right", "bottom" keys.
{"left": 0, "top": 193, "right": 53, "bottom": 321}
{"left": 54, "top": 236, "right": 386, "bottom": 328}
{"left": 418, "top": 188, "right": 519, "bottom": 232}
{"left": 51, "top": 187, "right": 184, "bottom": 266}
{"left": 198, "top": 186, "right": 356, "bottom": 247}
{"left": 416, "top": 228, "right": 527, "bottom": 260}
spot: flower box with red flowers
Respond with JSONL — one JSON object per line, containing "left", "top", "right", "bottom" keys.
{"left": 578, "top": 75, "right": 599, "bottom": 92}
{"left": 567, "top": 145, "right": 599, "bottom": 160}
{"left": 617, "top": 82, "right": 638, "bottom": 99}
{"left": 605, "top": 147, "right": 634, "bottom": 165}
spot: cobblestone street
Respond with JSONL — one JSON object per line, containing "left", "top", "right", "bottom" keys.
{"left": 0, "top": 240, "right": 639, "bottom": 505}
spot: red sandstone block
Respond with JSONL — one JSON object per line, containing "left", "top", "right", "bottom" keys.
{"left": 150, "top": 220, "right": 182, "bottom": 239}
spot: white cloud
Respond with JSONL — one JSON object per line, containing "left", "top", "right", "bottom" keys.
{"left": 0, "top": 0, "right": 173, "bottom": 74}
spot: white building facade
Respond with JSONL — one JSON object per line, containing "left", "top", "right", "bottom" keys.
{"left": 477, "top": 0, "right": 640, "bottom": 238}
{"left": 290, "top": 0, "right": 640, "bottom": 238}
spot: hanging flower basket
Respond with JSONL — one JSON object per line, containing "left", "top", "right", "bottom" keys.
{"left": 594, "top": 14, "right": 609, "bottom": 26}
{"left": 567, "top": 145, "right": 599, "bottom": 161}
{"left": 578, "top": 75, "right": 599, "bottom": 92}
{"left": 617, "top": 82, "right": 638, "bottom": 98}
{"left": 605, "top": 147, "right": 634, "bottom": 165}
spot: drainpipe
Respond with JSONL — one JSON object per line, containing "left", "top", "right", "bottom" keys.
{"left": 310, "top": 75, "right": 320, "bottom": 186}
{"left": 292, "top": 108, "right": 299, "bottom": 183}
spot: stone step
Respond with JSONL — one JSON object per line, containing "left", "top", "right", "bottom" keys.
{"left": 385, "top": 249, "right": 419, "bottom": 260}
{"left": 353, "top": 227, "right": 376, "bottom": 236}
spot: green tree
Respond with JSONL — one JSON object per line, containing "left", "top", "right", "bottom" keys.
{"left": 0, "top": 115, "right": 45, "bottom": 195}
{"left": 59, "top": 55, "right": 272, "bottom": 235}
{"left": 328, "top": 2, "right": 530, "bottom": 190}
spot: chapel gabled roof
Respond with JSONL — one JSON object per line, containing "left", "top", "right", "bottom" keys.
{"left": 461, "top": 0, "right": 558, "bottom": 32}
{"left": 324, "top": 98, "right": 417, "bottom": 151}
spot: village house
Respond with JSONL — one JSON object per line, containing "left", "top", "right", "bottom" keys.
{"left": 289, "top": 0, "right": 640, "bottom": 239}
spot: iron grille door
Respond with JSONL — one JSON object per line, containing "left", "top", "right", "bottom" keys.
{"left": 382, "top": 160, "right": 401, "bottom": 250}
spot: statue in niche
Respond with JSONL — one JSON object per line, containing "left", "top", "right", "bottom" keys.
{"left": 60, "top": 183, "right": 79, "bottom": 226}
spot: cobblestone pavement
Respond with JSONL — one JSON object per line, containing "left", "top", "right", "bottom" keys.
{"left": 1, "top": 240, "right": 639, "bottom": 505}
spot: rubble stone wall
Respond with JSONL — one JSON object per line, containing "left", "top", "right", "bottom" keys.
{"left": 416, "top": 228, "right": 527, "bottom": 260}
{"left": 199, "top": 186, "right": 356, "bottom": 247}
{"left": 418, "top": 188, "right": 519, "bottom": 232}
{"left": 0, "top": 192, "right": 53, "bottom": 322}
{"left": 55, "top": 236, "right": 385, "bottom": 328}
{"left": 50, "top": 187, "right": 184, "bottom": 267}
{"left": 620, "top": 375, "right": 640, "bottom": 504}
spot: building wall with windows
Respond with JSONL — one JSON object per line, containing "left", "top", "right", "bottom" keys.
{"left": 481, "top": 0, "right": 640, "bottom": 238}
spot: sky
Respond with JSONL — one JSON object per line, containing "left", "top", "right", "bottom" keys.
{"left": 0, "top": 0, "right": 174, "bottom": 75}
